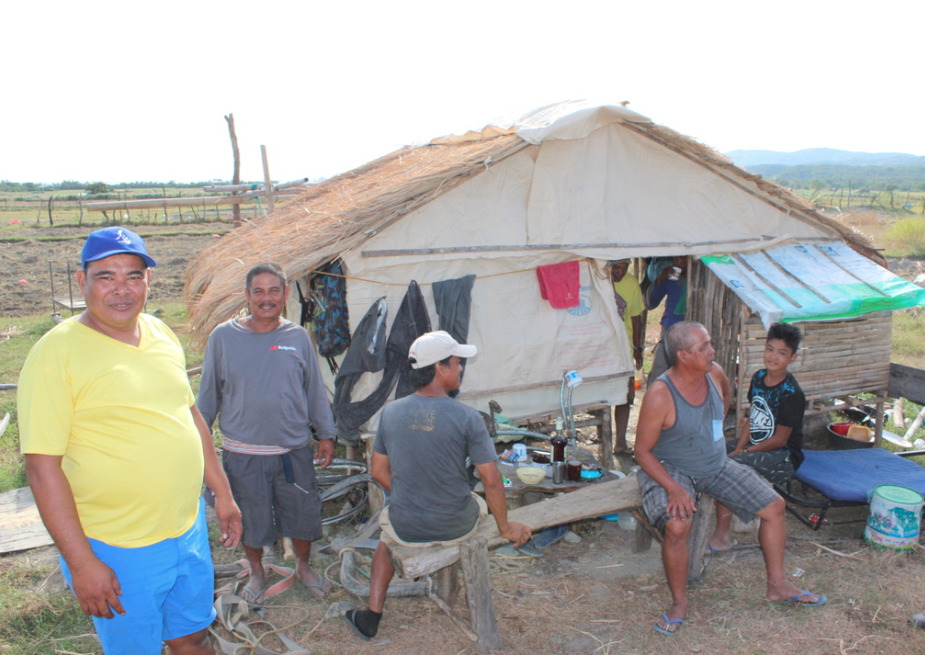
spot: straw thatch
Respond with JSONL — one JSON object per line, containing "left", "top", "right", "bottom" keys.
{"left": 184, "top": 115, "right": 879, "bottom": 344}
{"left": 183, "top": 133, "right": 529, "bottom": 342}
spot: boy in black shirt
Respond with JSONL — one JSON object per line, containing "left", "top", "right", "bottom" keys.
{"left": 707, "top": 323, "right": 805, "bottom": 553}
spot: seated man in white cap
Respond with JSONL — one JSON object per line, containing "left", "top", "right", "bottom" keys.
{"left": 345, "top": 330, "right": 532, "bottom": 641}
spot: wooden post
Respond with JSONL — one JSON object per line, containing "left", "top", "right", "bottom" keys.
{"left": 225, "top": 113, "right": 242, "bottom": 226}
{"left": 66, "top": 262, "right": 77, "bottom": 314}
{"left": 597, "top": 406, "right": 613, "bottom": 469}
{"left": 687, "top": 494, "right": 715, "bottom": 581}
{"left": 261, "top": 144, "right": 274, "bottom": 213}
{"left": 48, "top": 261, "right": 57, "bottom": 316}
{"left": 459, "top": 538, "right": 501, "bottom": 653}
{"left": 631, "top": 508, "right": 657, "bottom": 553}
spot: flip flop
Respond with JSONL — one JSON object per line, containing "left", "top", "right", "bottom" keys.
{"left": 653, "top": 613, "right": 685, "bottom": 635}
{"left": 344, "top": 609, "right": 372, "bottom": 641}
{"left": 239, "top": 584, "right": 266, "bottom": 606}
{"left": 780, "top": 590, "right": 827, "bottom": 606}
{"left": 703, "top": 541, "right": 736, "bottom": 557}
{"left": 302, "top": 578, "right": 332, "bottom": 598}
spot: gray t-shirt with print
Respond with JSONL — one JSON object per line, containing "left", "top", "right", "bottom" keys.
{"left": 197, "top": 318, "right": 336, "bottom": 449}
{"left": 374, "top": 394, "right": 497, "bottom": 542}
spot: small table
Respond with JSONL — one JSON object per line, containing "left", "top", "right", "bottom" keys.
{"left": 492, "top": 452, "right": 621, "bottom": 508}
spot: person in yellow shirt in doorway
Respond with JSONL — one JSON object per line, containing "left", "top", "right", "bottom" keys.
{"left": 610, "top": 259, "right": 645, "bottom": 455}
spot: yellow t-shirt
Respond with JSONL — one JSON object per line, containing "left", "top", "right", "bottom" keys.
{"left": 613, "top": 273, "right": 644, "bottom": 354}
{"left": 18, "top": 314, "right": 203, "bottom": 548}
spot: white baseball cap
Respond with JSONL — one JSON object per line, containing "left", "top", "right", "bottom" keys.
{"left": 408, "top": 331, "right": 477, "bottom": 369}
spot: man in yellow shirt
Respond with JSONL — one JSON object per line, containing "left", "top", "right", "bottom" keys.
{"left": 18, "top": 227, "right": 241, "bottom": 655}
{"left": 610, "top": 260, "right": 645, "bottom": 455}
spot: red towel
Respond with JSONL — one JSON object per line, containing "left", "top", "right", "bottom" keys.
{"left": 536, "top": 261, "right": 580, "bottom": 309}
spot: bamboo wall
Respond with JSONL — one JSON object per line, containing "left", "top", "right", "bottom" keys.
{"left": 686, "top": 260, "right": 892, "bottom": 424}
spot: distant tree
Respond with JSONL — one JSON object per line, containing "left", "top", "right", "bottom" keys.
{"left": 885, "top": 184, "right": 897, "bottom": 208}
{"left": 86, "top": 182, "right": 110, "bottom": 194}
{"left": 55, "top": 180, "right": 83, "bottom": 190}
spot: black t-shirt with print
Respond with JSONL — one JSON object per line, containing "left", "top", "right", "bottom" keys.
{"left": 747, "top": 370, "right": 805, "bottom": 469}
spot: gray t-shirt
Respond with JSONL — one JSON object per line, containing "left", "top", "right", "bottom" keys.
{"left": 374, "top": 394, "right": 497, "bottom": 542}
{"left": 197, "top": 318, "right": 336, "bottom": 449}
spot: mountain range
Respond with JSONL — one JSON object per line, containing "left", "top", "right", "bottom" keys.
{"left": 726, "top": 148, "right": 925, "bottom": 169}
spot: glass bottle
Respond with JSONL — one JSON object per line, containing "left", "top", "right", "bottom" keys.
{"left": 551, "top": 416, "right": 567, "bottom": 463}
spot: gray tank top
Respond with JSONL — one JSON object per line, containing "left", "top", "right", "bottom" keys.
{"left": 651, "top": 372, "right": 727, "bottom": 478}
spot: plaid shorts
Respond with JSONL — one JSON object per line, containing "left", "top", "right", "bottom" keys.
{"left": 637, "top": 458, "right": 779, "bottom": 530}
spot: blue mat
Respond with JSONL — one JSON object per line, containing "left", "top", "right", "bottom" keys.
{"left": 796, "top": 448, "right": 925, "bottom": 503}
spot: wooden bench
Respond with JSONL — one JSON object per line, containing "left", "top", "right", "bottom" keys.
{"left": 383, "top": 476, "right": 715, "bottom": 652}
{"left": 384, "top": 476, "right": 643, "bottom": 652}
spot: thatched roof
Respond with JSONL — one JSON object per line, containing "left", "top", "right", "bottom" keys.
{"left": 184, "top": 110, "right": 879, "bottom": 344}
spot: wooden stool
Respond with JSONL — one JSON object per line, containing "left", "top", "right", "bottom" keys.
{"left": 383, "top": 533, "right": 499, "bottom": 652}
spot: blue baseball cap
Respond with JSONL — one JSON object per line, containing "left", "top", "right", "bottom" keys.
{"left": 81, "top": 227, "right": 158, "bottom": 268}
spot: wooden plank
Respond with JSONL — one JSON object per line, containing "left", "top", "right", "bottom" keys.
{"left": 0, "top": 413, "right": 9, "bottom": 439}
{"left": 390, "top": 475, "right": 643, "bottom": 578}
{"left": 0, "top": 487, "right": 53, "bottom": 554}
{"left": 889, "top": 363, "right": 925, "bottom": 405}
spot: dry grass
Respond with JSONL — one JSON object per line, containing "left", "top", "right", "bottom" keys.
{"left": 844, "top": 211, "right": 882, "bottom": 227}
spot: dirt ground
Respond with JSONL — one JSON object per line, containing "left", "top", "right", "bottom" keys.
{"left": 192, "top": 427, "right": 925, "bottom": 655}
{"left": 0, "top": 225, "right": 226, "bottom": 317}
{"left": 18, "top": 429, "right": 925, "bottom": 655}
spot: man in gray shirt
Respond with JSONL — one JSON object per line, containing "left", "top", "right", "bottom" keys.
{"left": 635, "top": 321, "right": 826, "bottom": 637}
{"left": 198, "top": 262, "right": 335, "bottom": 603}
{"left": 344, "top": 331, "right": 531, "bottom": 641}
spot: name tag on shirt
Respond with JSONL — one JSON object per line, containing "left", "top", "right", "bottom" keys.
{"left": 712, "top": 420, "right": 724, "bottom": 442}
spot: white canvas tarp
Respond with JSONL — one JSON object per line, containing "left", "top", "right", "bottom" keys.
{"left": 313, "top": 102, "right": 866, "bottom": 426}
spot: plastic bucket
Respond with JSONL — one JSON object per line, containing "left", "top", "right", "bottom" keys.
{"left": 864, "top": 485, "right": 924, "bottom": 551}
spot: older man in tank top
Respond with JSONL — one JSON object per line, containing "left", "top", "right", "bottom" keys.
{"left": 634, "top": 321, "right": 827, "bottom": 636}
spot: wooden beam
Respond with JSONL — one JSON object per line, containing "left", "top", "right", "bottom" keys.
{"left": 889, "top": 363, "right": 925, "bottom": 405}
{"left": 87, "top": 194, "right": 264, "bottom": 211}
{"left": 359, "top": 235, "right": 822, "bottom": 258}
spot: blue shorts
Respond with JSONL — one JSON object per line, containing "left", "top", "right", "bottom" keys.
{"left": 60, "top": 498, "right": 215, "bottom": 655}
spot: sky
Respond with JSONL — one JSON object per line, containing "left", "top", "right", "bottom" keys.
{"left": 2, "top": 0, "right": 923, "bottom": 184}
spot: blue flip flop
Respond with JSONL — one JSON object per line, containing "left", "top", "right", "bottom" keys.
{"left": 653, "top": 613, "right": 685, "bottom": 635}
{"left": 782, "top": 590, "right": 827, "bottom": 606}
